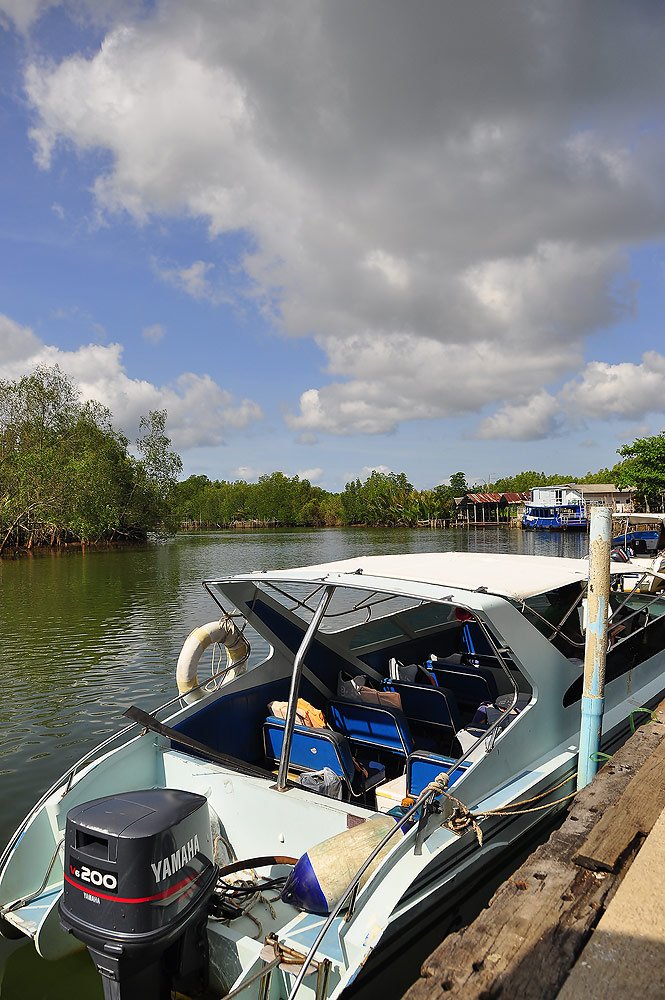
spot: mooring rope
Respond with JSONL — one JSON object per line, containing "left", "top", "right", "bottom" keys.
{"left": 425, "top": 772, "right": 579, "bottom": 846}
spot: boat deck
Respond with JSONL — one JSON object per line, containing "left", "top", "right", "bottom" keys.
{"left": 2, "top": 885, "right": 60, "bottom": 940}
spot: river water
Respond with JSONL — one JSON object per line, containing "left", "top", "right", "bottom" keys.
{"left": 0, "top": 527, "right": 587, "bottom": 998}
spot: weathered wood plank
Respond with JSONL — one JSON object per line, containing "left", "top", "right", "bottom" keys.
{"left": 402, "top": 703, "right": 665, "bottom": 1000}
{"left": 574, "top": 735, "right": 665, "bottom": 872}
{"left": 558, "top": 805, "right": 665, "bottom": 999}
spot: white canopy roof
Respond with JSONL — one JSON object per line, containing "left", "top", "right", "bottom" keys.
{"left": 614, "top": 513, "right": 665, "bottom": 525}
{"left": 230, "top": 551, "right": 594, "bottom": 601}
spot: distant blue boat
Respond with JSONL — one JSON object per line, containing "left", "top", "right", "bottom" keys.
{"left": 522, "top": 502, "right": 588, "bottom": 531}
{"left": 612, "top": 514, "right": 664, "bottom": 555}
{"left": 611, "top": 529, "right": 658, "bottom": 554}
{"left": 522, "top": 485, "right": 589, "bottom": 532}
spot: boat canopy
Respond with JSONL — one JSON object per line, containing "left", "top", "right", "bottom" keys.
{"left": 614, "top": 513, "right": 665, "bottom": 525}
{"left": 215, "top": 552, "right": 595, "bottom": 602}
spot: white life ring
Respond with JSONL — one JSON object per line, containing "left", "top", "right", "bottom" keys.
{"left": 176, "top": 618, "right": 250, "bottom": 703}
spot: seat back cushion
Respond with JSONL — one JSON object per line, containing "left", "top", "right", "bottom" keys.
{"left": 264, "top": 717, "right": 355, "bottom": 781}
{"left": 328, "top": 699, "right": 413, "bottom": 756}
{"left": 407, "top": 751, "right": 470, "bottom": 797}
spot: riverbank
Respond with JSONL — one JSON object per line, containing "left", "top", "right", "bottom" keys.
{"left": 0, "top": 537, "right": 151, "bottom": 558}
{"left": 0, "top": 520, "right": 516, "bottom": 557}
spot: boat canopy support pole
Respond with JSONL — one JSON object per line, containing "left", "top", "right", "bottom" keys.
{"left": 276, "top": 585, "right": 335, "bottom": 791}
{"left": 577, "top": 505, "right": 611, "bottom": 790}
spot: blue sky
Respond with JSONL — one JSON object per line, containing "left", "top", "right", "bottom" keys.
{"left": 1, "top": 1, "right": 665, "bottom": 491}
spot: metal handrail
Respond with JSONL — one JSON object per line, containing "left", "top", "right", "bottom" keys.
{"left": 277, "top": 586, "right": 334, "bottom": 790}
{"left": 287, "top": 605, "right": 520, "bottom": 1000}
{"left": 0, "top": 661, "right": 239, "bottom": 879}
{"left": 285, "top": 779, "right": 449, "bottom": 1000}
{"left": 1, "top": 838, "right": 65, "bottom": 915}
{"left": 521, "top": 595, "right": 586, "bottom": 650}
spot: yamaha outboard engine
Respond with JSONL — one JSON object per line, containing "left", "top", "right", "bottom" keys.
{"left": 59, "top": 788, "right": 218, "bottom": 1000}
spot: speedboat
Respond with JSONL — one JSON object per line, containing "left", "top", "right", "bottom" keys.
{"left": 610, "top": 513, "right": 665, "bottom": 592}
{"left": 2, "top": 551, "right": 665, "bottom": 1000}
{"left": 612, "top": 512, "right": 664, "bottom": 556}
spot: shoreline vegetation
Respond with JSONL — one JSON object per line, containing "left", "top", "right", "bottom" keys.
{"left": 0, "top": 367, "right": 182, "bottom": 557}
{"left": 2, "top": 365, "right": 664, "bottom": 556}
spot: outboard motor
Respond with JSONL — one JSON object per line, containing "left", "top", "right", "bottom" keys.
{"left": 59, "top": 788, "right": 218, "bottom": 1000}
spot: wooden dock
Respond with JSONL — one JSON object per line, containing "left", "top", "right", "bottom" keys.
{"left": 403, "top": 697, "right": 665, "bottom": 1000}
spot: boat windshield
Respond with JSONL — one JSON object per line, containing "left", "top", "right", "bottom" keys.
{"left": 519, "top": 582, "right": 586, "bottom": 653}
{"left": 518, "top": 571, "right": 665, "bottom": 663}
{"left": 246, "top": 579, "right": 433, "bottom": 635}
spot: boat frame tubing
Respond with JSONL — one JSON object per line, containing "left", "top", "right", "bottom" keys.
{"left": 285, "top": 610, "right": 521, "bottom": 998}
{"left": 578, "top": 505, "right": 611, "bottom": 789}
{"left": 276, "top": 585, "right": 335, "bottom": 791}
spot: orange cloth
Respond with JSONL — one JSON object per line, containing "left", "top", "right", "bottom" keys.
{"left": 268, "top": 698, "right": 326, "bottom": 728}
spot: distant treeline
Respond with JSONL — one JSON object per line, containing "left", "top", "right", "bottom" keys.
{"left": 172, "top": 465, "right": 634, "bottom": 530}
{"left": 3, "top": 364, "right": 664, "bottom": 553}
{"left": 0, "top": 367, "right": 182, "bottom": 554}
{"left": 174, "top": 470, "right": 458, "bottom": 527}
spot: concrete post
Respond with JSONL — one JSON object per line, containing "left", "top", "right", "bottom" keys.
{"left": 577, "top": 505, "right": 612, "bottom": 790}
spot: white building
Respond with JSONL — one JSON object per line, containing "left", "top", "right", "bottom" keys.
{"left": 572, "top": 483, "right": 634, "bottom": 512}
{"left": 529, "top": 485, "right": 584, "bottom": 507}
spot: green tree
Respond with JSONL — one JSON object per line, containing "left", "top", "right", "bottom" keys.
{"left": 320, "top": 493, "right": 343, "bottom": 526}
{"left": 59, "top": 402, "right": 135, "bottom": 541}
{"left": 131, "top": 409, "right": 183, "bottom": 534}
{"left": 173, "top": 475, "right": 212, "bottom": 522}
{"left": 615, "top": 432, "right": 665, "bottom": 510}
{"left": 0, "top": 367, "right": 183, "bottom": 552}
{"left": 339, "top": 470, "right": 430, "bottom": 526}
{"left": 448, "top": 472, "right": 469, "bottom": 496}
{"left": 341, "top": 478, "right": 363, "bottom": 523}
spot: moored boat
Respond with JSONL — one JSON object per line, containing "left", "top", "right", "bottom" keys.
{"left": 521, "top": 502, "right": 588, "bottom": 531}
{"left": 521, "top": 486, "right": 588, "bottom": 531}
{"left": 2, "top": 551, "right": 665, "bottom": 1000}
{"left": 612, "top": 512, "right": 665, "bottom": 556}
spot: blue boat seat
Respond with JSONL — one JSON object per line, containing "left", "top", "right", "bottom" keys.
{"left": 406, "top": 750, "right": 471, "bottom": 798}
{"left": 426, "top": 662, "right": 498, "bottom": 720}
{"left": 381, "top": 680, "right": 462, "bottom": 754}
{"left": 263, "top": 716, "right": 384, "bottom": 798}
{"left": 327, "top": 699, "right": 414, "bottom": 768}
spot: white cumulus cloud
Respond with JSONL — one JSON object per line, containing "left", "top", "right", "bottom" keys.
{"left": 13, "top": 1, "right": 665, "bottom": 440}
{"left": 154, "top": 259, "right": 233, "bottom": 305}
{"left": 0, "top": 313, "right": 263, "bottom": 448}
{"left": 560, "top": 353, "right": 665, "bottom": 420}
{"left": 297, "top": 467, "right": 323, "bottom": 483}
{"left": 229, "top": 465, "right": 262, "bottom": 481}
{"left": 476, "top": 391, "right": 562, "bottom": 441}
{"left": 362, "top": 465, "right": 392, "bottom": 477}
{"left": 142, "top": 322, "right": 165, "bottom": 344}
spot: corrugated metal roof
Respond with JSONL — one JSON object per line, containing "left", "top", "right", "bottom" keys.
{"left": 461, "top": 492, "right": 529, "bottom": 504}
{"left": 502, "top": 492, "right": 530, "bottom": 502}
{"left": 574, "top": 483, "right": 632, "bottom": 494}
{"left": 465, "top": 492, "right": 502, "bottom": 503}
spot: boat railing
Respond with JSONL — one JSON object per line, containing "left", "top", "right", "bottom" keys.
{"left": 609, "top": 570, "right": 665, "bottom": 630}
{"left": 283, "top": 609, "right": 521, "bottom": 1000}
{"left": 521, "top": 567, "right": 665, "bottom": 658}
{"left": 0, "top": 665, "right": 237, "bottom": 881}
{"left": 285, "top": 781, "right": 448, "bottom": 1000}
{"left": 521, "top": 598, "right": 586, "bottom": 651}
